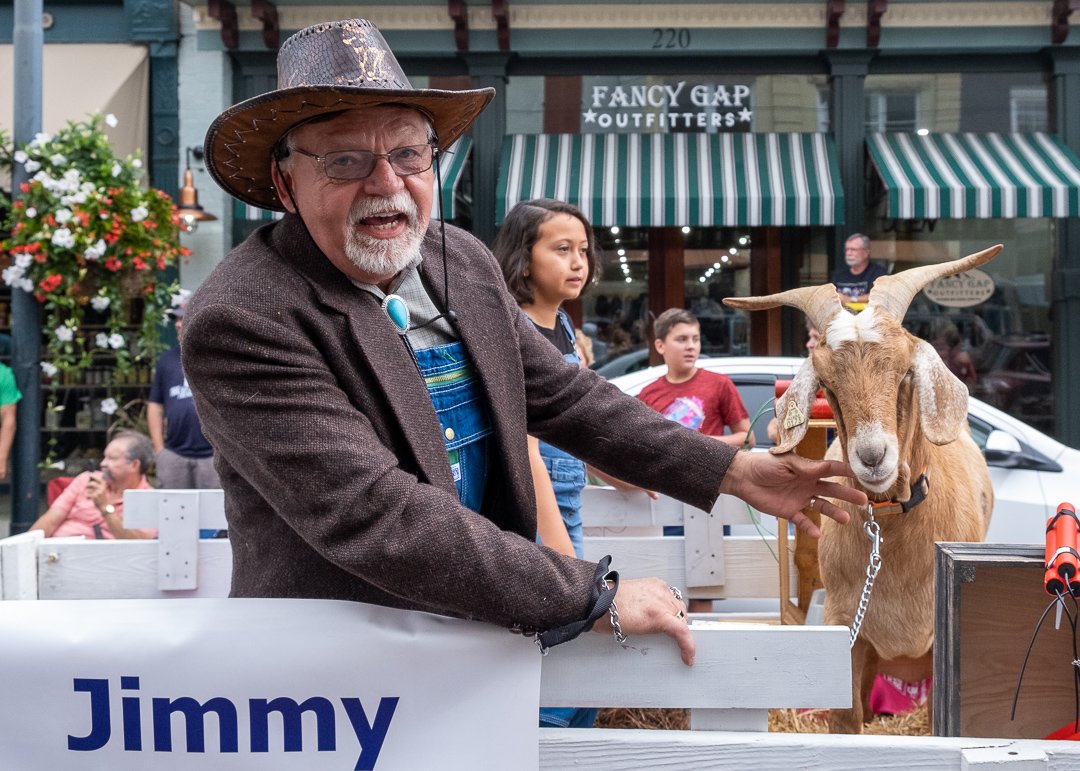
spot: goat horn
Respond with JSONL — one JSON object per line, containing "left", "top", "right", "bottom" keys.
{"left": 723, "top": 284, "right": 845, "bottom": 336}
{"left": 868, "top": 244, "right": 1003, "bottom": 320}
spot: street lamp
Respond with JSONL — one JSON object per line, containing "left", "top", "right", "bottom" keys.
{"left": 176, "top": 146, "right": 217, "bottom": 234}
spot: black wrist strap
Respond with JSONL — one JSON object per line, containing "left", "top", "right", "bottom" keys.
{"left": 535, "top": 555, "right": 619, "bottom": 653}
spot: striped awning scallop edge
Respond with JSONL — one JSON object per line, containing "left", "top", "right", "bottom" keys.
{"left": 231, "top": 137, "right": 473, "bottom": 222}
{"left": 867, "top": 132, "right": 1080, "bottom": 219}
{"left": 496, "top": 132, "right": 844, "bottom": 227}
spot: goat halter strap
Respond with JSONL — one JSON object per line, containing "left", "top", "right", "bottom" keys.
{"left": 869, "top": 467, "right": 930, "bottom": 516}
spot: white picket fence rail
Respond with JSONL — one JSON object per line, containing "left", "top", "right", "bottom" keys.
{"left": 1, "top": 488, "right": 1077, "bottom": 767}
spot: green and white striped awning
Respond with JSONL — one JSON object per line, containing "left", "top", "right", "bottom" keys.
{"left": 867, "top": 132, "right": 1080, "bottom": 219}
{"left": 496, "top": 132, "right": 844, "bottom": 227}
{"left": 230, "top": 137, "right": 472, "bottom": 223}
{"left": 431, "top": 136, "right": 472, "bottom": 221}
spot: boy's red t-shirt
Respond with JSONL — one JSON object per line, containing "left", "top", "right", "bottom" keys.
{"left": 637, "top": 369, "right": 748, "bottom": 437}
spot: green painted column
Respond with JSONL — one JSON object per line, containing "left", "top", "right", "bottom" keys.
{"left": 463, "top": 53, "right": 510, "bottom": 247}
{"left": 1051, "top": 48, "right": 1080, "bottom": 448}
{"left": 827, "top": 51, "right": 873, "bottom": 271}
{"left": 127, "top": 0, "right": 179, "bottom": 349}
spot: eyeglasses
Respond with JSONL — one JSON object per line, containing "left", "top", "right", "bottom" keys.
{"left": 290, "top": 144, "right": 436, "bottom": 181}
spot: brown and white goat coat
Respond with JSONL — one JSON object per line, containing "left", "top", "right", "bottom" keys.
{"left": 725, "top": 245, "right": 998, "bottom": 733}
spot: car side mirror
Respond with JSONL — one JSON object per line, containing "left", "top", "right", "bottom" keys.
{"left": 983, "top": 429, "right": 1062, "bottom": 472}
{"left": 983, "top": 429, "right": 1023, "bottom": 464}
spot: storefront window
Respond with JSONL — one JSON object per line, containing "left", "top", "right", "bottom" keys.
{"left": 581, "top": 226, "right": 650, "bottom": 373}
{"left": 866, "top": 219, "right": 1054, "bottom": 433}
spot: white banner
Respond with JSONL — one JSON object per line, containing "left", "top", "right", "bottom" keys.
{"left": 0, "top": 598, "right": 540, "bottom": 770}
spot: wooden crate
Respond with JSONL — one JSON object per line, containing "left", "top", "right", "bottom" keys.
{"left": 935, "top": 542, "right": 1078, "bottom": 739}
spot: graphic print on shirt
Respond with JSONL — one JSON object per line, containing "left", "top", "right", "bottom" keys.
{"left": 662, "top": 395, "right": 706, "bottom": 431}
{"left": 168, "top": 379, "right": 193, "bottom": 401}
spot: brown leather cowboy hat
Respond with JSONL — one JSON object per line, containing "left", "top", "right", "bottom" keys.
{"left": 204, "top": 18, "right": 494, "bottom": 212}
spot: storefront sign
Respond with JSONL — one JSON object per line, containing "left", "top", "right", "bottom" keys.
{"left": 583, "top": 81, "right": 753, "bottom": 132}
{"left": 0, "top": 598, "right": 539, "bottom": 769}
{"left": 924, "top": 268, "right": 996, "bottom": 308}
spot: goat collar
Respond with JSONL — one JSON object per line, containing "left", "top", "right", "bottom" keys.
{"left": 869, "top": 467, "right": 929, "bottom": 516}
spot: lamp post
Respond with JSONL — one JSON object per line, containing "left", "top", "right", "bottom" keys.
{"left": 176, "top": 146, "right": 217, "bottom": 234}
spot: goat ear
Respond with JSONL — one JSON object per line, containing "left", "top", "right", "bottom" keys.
{"left": 771, "top": 357, "right": 820, "bottom": 454}
{"left": 912, "top": 339, "right": 969, "bottom": 445}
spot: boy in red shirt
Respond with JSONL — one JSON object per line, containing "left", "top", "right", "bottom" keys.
{"left": 638, "top": 308, "right": 752, "bottom": 446}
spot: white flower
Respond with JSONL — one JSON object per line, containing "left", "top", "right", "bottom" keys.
{"left": 51, "top": 228, "right": 75, "bottom": 249}
{"left": 47, "top": 459, "right": 66, "bottom": 471}
{"left": 99, "top": 398, "right": 118, "bottom": 416}
{"left": 108, "top": 333, "right": 125, "bottom": 350}
{"left": 55, "top": 326, "right": 75, "bottom": 343}
{"left": 16, "top": 278, "right": 33, "bottom": 293}
{"left": 24, "top": 207, "right": 36, "bottom": 218}
{"left": 29, "top": 132, "right": 50, "bottom": 148}
{"left": 2, "top": 266, "right": 25, "bottom": 286}
{"left": 13, "top": 150, "right": 27, "bottom": 163}
{"left": 95, "top": 333, "right": 109, "bottom": 348}
{"left": 171, "top": 289, "right": 193, "bottom": 307}
{"left": 105, "top": 114, "right": 118, "bottom": 128}
{"left": 130, "top": 205, "right": 148, "bottom": 222}
{"left": 132, "top": 159, "right": 142, "bottom": 169}
{"left": 111, "top": 161, "right": 122, "bottom": 177}
{"left": 84, "top": 239, "right": 107, "bottom": 261}
{"left": 49, "top": 153, "right": 66, "bottom": 166}
{"left": 40, "top": 362, "right": 58, "bottom": 378}
{"left": 24, "top": 159, "right": 40, "bottom": 173}
{"left": 13, "top": 254, "right": 32, "bottom": 269}
{"left": 54, "top": 208, "right": 73, "bottom": 224}
{"left": 90, "top": 296, "right": 111, "bottom": 312}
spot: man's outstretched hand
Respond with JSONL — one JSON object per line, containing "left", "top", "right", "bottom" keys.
{"left": 718, "top": 451, "right": 867, "bottom": 537}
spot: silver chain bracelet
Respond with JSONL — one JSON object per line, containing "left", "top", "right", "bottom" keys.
{"left": 608, "top": 599, "right": 626, "bottom": 644}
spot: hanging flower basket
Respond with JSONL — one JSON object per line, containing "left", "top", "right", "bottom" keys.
{"left": 0, "top": 114, "right": 186, "bottom": 461}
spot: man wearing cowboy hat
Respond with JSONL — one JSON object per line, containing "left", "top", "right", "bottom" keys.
{"left": 184, "top": 19, "right": 864, "bottom": 664}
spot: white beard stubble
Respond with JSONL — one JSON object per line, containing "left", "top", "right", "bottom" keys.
{"left": 343, "top": 191, "right": 426, "bottom": 277}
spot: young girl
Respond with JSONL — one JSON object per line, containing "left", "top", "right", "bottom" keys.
{"left": 494, "top": 200, "right": 604, "bottom": 731}
{"left": 493, "top": 199, "right": 601, "bottom": 561}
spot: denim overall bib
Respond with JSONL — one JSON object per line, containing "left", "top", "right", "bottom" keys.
{"left": 413, "top": 341, "right": 492, "bottom": 512}
{"left": 537, "top": 311, "right": 589, "bottom": 558}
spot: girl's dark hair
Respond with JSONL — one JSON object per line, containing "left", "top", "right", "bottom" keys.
{"left": 492, "top": 198, "right": 602, "bottom": 306}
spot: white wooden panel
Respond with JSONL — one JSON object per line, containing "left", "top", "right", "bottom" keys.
{"left": 0, "top": 531, "right": 43, "bottom": 600}
{"left": 581, "top": 488, "right": 766, "bottom": 528}
{"left": 580, "top": 487, "right": 683, "bottom": 527}
{"left": 155, "top": 491, "right": 200, "bottom": 590}
{"left": 583, "top": 535, "right": 792, "bottom": 600}
{"left": 683, "top": 497, "right": 725, "bottom": 588}
{"left": 124, "top": 488, "right": 227, "bottom": 530}
{"left": 540, "top": 624, "right": 850, "bottom": 709}
{"left": 35, "top": 540, "right": 232, "bottom": 599}
{"left": 539, "top": 732, "right": 1080, "bottom": 770}
{"left": 689, "top": 708, "right": 768, "bottom": 732}
{"left": 962, "top": 746, "right": 1048, "bottom": 768}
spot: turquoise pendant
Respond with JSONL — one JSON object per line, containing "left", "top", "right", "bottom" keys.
{"left": 382, "top": 294, "right": 410, "bottom": 334}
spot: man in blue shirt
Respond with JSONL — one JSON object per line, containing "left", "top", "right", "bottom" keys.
{"left": 831, "top": 233, "right": 888, "bottom": 304}
{"left": 147, "top": 305, "right": 219, "bottom": 489}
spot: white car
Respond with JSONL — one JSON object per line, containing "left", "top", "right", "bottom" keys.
{"left": 609, "top": 356, "right": 1078, "bottom": 544}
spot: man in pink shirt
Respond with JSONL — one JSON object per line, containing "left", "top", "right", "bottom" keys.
{"left": 30, "top": 430, "right": 157, "bottom": 539}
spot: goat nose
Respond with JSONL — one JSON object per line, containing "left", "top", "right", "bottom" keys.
{"left": 857, "top": 444, "right": 886, "bottom": 468}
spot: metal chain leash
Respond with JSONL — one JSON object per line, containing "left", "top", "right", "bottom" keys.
{"left": 849, "top": 504, "right": 883, "bottom": 649}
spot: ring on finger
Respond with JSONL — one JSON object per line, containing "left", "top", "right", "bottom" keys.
{"left": 808, "top": 495, "right": 820, "bottom": 510}
{"left": 669, "top": 585, "right": 683, "bottom": 601}
{"left": 675, "top": 609, "right": 686, "bottom": 620}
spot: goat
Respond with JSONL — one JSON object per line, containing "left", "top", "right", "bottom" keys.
{"left": 724, "top": 245, "right": 999, "bottom": 733}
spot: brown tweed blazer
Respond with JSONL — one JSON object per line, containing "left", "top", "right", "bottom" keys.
{"left": 183, "top": 215, "right": 736, "bottom": 631}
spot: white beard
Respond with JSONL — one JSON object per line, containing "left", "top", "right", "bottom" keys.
{"left": 344, "top": 192, "right": 426, "bottom": 277}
